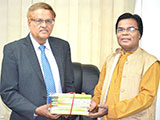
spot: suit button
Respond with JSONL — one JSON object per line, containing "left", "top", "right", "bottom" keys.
{"left": 43, "top": 96, "right": 47, "bottom": 99}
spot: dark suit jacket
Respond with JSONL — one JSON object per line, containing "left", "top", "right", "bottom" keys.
{"left": 0, "top": 34, "right": 75, "bottom": 120}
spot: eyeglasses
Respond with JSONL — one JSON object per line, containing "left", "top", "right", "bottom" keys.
{"left": 30, "top": 19, "right": 55, "bottom": 25}
{"left": 117, "top": 27, "right": 139, "bottom": 33}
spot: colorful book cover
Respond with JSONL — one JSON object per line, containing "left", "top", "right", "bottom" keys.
{"left": 49, "top": 93, "right": 91, "bottom": 115}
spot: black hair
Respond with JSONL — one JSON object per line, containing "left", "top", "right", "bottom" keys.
{"left": 115, "top": 13, "right": 143, "bottom": 38}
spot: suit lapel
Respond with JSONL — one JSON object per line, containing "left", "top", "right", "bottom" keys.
{"left": 23, "top": 35, "right": 44, "bottom": 83}
{"left": 48, "top": 38, "right": 64, "bottom": 89}
{"left": 23, "top": 36, "right": 64, "bottom": 90}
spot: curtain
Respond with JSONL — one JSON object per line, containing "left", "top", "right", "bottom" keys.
{"left": 0, "top": 0, "right": 136, "bottom": 119}
{"left": 134, "top": 0, "right": 160, "bottom": 119}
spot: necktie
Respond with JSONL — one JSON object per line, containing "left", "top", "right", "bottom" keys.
{"left": 39, "top": 45, "right": 56, "bottom": 104}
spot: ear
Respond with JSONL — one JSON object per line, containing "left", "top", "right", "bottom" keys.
{"left": 138, "top": 32, "right": 141, "bottom": 39}
{"left": 28, "top": 19, "right": 31, "bottom": 26}
{"left": 139, "top": 34, "right": 141, "bottom": 39}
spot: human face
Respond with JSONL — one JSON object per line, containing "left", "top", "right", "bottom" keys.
{"left": 116, "top": 18, "right": 141, "bottom": 53}
{"left": 28, "top": 9, "right": 55, "bottom": 44}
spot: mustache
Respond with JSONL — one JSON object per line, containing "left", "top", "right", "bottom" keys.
{"left": 120, "top": 38, "right": 131, "bottom": 41}
{"left": 39, "top": 29, "right": 48, "bottom": 32}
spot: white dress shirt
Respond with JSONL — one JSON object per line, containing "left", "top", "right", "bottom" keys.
{"left": 30, "top": 33, "right": 62, "bottom": 93}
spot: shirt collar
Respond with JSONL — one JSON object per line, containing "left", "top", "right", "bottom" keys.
{"left": 30, "top": 33, "right": 50, "bottom": 50}
{"left": 120, "top": 49, "right": 134, "bottom": 56}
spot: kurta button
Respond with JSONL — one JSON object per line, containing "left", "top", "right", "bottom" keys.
{"left": 121, "top": 89, "right": 125, "bottom": 93}
{"left": 123, "top": 76, "right": 126, "bottom": 78}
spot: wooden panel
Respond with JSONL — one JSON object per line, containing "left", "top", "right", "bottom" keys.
{"left": 99, "top": 0, "right": 114, "bottom": 68}
{"left": 77, "top": 0, "right": 92, "bottom": 64}
{"left": 90, "top": 0, "right": 101, "bottom": 67}
{"left": 67, "top": 0, "right": 79, "bottom": 61}
{"left": 7, "top": 0, "right": 22, "bottom": 42}
{"left": 0, "top": 0, "right": 8, "bottom": 63}
{"left": 21, "top": 0, "right": 32, "bottom": 38}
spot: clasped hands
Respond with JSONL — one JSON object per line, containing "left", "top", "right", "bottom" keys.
{"left": 88, "top": 99, "right": 108, "bottom": 118}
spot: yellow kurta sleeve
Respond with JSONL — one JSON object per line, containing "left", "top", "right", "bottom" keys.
{"left": 108, "top": 61, "right": 160, "bottom": 119}
{"left": 93, "top": 61, "right": 107, "bottom": 105}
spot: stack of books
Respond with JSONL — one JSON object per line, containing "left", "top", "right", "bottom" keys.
{"left": 49, "top": 93, "right": 91, "bottom": 115}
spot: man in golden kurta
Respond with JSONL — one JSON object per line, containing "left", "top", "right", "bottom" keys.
{"left": 89, "top": 13, "right": 160, "bottom": 120}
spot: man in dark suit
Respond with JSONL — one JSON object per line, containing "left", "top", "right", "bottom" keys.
{"left": 0, "top": 2, "right": 75, "bottom": 120}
